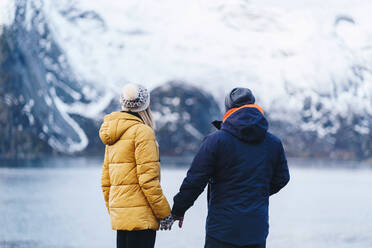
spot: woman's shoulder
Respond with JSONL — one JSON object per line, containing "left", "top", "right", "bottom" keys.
{"left": 134, "top": 123, "right": 156, "bottom": 141}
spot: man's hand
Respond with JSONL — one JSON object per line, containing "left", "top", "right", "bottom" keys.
{"left": 173, "top": 215, "right": 184, "bottom": 228}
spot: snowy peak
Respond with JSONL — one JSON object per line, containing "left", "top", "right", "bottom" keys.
{"left": 1, "top": 0, "right": 114, "bottom": 154}
{"left": 1, "top": 0, "right": 371, "bottom": 159}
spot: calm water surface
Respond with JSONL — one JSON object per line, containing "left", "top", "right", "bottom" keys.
{"left": 0, "top": 157, "right": 372, "bottom": 248}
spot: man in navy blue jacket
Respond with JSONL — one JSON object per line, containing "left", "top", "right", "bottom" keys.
{"left": 170, "top": 88, "right": 290, "bottom": 248}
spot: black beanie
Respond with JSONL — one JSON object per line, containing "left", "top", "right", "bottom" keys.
{"left": 225, "top": 87, "right": 255, "bottom": 111}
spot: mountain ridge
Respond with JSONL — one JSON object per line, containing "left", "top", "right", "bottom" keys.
{"left": 0, "top": 0, "right": 371, "bottom": 160}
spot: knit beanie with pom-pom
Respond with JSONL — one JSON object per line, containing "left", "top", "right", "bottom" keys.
{"left": 120, "top": 84, "right": 150, "bottom": 112}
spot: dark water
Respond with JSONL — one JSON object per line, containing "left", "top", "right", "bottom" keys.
{"left": 1, "top": 157, "right": 372, "bottom": 248}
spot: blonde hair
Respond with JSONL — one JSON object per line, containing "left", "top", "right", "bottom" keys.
{"left": 138, "top": 107, "right": 155, "bottom": 130}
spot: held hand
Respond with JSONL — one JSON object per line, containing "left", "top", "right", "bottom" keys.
{"left": 160, "top": 215, "right": 175, "bottom": 231}
{"left": 159, "top": 214, "right": 184, "bottom": 230}
{"left": 173, "top": 215, "right": 184, "bottom": 228}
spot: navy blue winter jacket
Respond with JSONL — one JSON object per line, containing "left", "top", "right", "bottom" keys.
{"left": 172, "top": 105, "right": 290, "bottom": 246}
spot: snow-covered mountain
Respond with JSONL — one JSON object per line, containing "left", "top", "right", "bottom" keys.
{"left": 0, "top": 0, "right": 371, "bottom": 159}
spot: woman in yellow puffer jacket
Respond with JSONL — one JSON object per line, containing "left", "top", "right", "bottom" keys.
{"left": 99, "top": 84, "right": 171, "bottom": 248}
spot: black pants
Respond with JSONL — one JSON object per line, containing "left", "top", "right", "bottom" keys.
{"left": 205, "top": 235, "right": 266, "bottom": 248}
{"left": 117, "top": 230, "right": 156, "bottom": 248}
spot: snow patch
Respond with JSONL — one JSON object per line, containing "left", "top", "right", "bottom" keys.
{"left": 49, "top": 87, "right": 88, "bottom": 153}
{"left": 184, "top": 123, "right": 204, "bottom": 140}
{"left": 22, "top": 99, "right": 35, "bottom": 125}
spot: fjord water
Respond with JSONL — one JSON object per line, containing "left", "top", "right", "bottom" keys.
{"left": 0, "top": 157, "right": 371, "bottom": 248}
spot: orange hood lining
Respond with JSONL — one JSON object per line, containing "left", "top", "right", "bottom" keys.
{"left": 222, "top": 104, "right": 264, "bottom": 123}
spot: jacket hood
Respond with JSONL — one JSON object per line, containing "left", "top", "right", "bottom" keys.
{"left": 99, "top": 112, "right": 143, "bottom": 145}
{"left": 221, "top": 104, "right": 268, "bottom": 143}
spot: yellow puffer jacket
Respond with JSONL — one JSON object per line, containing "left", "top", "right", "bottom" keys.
{"left": 99, "top": 111, "right": 171, "bottom": 231}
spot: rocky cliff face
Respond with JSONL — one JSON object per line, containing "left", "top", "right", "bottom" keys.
{"left": 0, "top": 0, "right": 109, "bottom": 158}
{"left": 151, "top": 81, "right": 221, "bottom": 155}
{"left": 0, "top": 19, "right": 54, "bottom": 158}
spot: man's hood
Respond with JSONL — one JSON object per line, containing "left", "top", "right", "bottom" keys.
{"left": 221, "top": 104, "right": 268, "bottom": 143}
{"left": 99, "top": 112, "right": 143, "bottom": 145}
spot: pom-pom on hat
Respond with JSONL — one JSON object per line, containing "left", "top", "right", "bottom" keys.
{"left": 120, "top": 84, "right": 150, "bottom": 112}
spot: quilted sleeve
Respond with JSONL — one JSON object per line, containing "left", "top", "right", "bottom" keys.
{"left": 134, "top": 125, "right": 171, "bottom": 220}
{"left": 101, "top": 146, "right": 111, "bottom": 212}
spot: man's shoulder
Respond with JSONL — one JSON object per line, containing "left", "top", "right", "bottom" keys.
{"left": 205, "top": 129, "right": 230, "bottom": 139}
{"left": 202, "top": 130, "right": 229, "bottom": 145}
{"left": 265, "top": 132, "right": 283, "bottom": 146}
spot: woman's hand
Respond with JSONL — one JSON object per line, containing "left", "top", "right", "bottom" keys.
{"left": 160, "top": 214, "right": 184, "bottom": 230}
{"left": 160, "top": 215, "right": 174, "bottom": 230}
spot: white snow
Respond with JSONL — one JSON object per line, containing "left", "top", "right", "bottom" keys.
{"left": 153, "top": 109, "right": 180, "bottom": 130}
{"left": 22, "top": 99, "right": 35, "bottom": 125}
{"left": 44, "top": 95, "right": 52, "bottom": 106}
{"left": 64, "top": 90, "right": 115, "bottom": 119}
{"left": 49, "top": 87, "right": 89, "bottom": 153}
{"left": 22, "top": 99, "right": 34, "bottom": 112}
{"left": 34, "top": 0, "right": 372, "bottom": 124}
{"left": 2, "top": 0, "right": 371, "bottom": 153}
{"left": 184, "top": 123, "right": 204, "bottom": 140}
{"left": 0, "top": 0, "right": 15, "bottom": 31}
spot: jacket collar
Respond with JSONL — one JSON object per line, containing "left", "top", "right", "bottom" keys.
{"left": 223, "top": 104, "right": 264, "bottom": 123}
{"left": 220, "top": 104, "right": 268, "bottom": 143}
